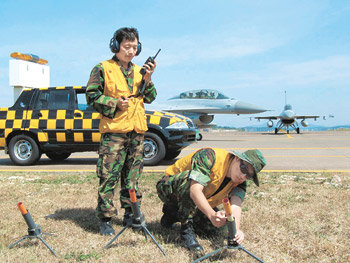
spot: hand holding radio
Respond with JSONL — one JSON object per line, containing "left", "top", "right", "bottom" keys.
{"left": 140, "top": 49, "right": 161, "bottom": 84}
{"left": 140, "top": 49, "right": 161, "bottom": 75}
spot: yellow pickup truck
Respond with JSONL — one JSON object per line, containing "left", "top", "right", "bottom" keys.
{"left": 0, "top": 86, "right": 197, "bottom": 166}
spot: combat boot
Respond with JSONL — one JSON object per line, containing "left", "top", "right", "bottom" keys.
{"left": 180, "top": 220, "right": 203, "bottom": 252}
{"left": 160, "top": 204, "right": 179, "bottom": 228}
{"left": 99, "top": 218, "right": 115, "bottom": 236}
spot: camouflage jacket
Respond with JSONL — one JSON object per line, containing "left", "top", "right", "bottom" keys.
{"left": 189, "top": 148, "right": 247, "bottom": 201}
{"left": 86, "top": 56, "right": 157, "bottom": 119}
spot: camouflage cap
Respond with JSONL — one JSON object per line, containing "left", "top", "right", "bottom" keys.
{"left": 231, "top": 149, "right": 266, "bottom": 186}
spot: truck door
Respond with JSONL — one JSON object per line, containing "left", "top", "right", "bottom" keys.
{"left": 73, "top": 88, "right": 100, "bottom": 144}
{"left": 31, "top": 88, "right": 75, "bottom": 144}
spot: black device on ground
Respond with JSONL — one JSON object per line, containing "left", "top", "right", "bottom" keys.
{"left": 191, "top": 198, "right": 265, "bottom": 263}
{"left": 105, "top": 189, "right": 167, "bottom": 257}
{"left": 9, "top": 202, "right": 57, "bottom": 256}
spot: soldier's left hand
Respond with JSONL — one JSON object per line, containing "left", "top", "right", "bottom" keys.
{"left": 118, "top": 96, "right": 129, "bottom": 111}
{"left": 234, "top": 229, "right": 245, "bottom": 244}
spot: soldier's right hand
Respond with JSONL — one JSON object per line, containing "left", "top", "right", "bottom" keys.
{"left": 118, "top": 96, "right": 129, "bottom": 111}
{"left": 209, "top": 210, "right": 226, "bottom": 228}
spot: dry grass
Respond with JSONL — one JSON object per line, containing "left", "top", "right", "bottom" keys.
{"left": 0, "top": 171, "right": 349, "bottom": 263}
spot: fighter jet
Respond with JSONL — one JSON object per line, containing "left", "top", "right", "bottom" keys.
{"left": 153, "top": 89, "right": 267, "bottom": 129}
{"left": 255, "top": 92, "right": 319, "bottom": 134}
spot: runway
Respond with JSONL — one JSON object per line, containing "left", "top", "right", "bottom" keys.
{"left": 0, "top": 130, "right": 349, "bottom": 173}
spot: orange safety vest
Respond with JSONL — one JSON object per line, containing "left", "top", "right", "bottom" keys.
{"left": 99, "top": 59, "right": 148, "bottom": 134}
{"left": 165, "top": 148, "right": 237, "bottom": 207}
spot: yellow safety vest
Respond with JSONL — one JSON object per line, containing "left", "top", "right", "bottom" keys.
{"left": 165, "top": 148, "right": 237, "bottom": 207}
{"left": 99, "top": 59, "right": 148, "bottom": 134}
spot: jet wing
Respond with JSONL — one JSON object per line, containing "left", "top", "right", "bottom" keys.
{"left": 255, "top": 116, "right": 279, "bottom": 120}
{"left": 295, "top": 115, "right": 319, "bottom": 120}
{"left": 165, "top": 106, "right": 221, "bottom": 112}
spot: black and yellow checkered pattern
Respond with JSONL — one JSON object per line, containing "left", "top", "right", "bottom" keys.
{"left": 0, "top": 86, "right": 192, "bottom": 149}
{"left": 0, "top": 108, "right": 101, "bottom": 146}
{"left": 146, "top": 109, "right": 191, "bottom": 127}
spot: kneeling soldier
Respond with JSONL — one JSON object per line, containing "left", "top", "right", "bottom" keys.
{"left": 156, "top": 147, "right": 266, "bottom": 251}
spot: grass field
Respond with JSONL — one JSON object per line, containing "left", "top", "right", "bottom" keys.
{"left": 0, "top": 171, "right": 349, "bottom": 263}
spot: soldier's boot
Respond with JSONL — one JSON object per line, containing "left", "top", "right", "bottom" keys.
{"left": 180, "top": 220, "right": 203, "bottom": 252}
{"left": 160, "top": 204, "right": 179, "bottom": 228}
{"left": 99, "top": 218, "right": 115, "bottom": 236}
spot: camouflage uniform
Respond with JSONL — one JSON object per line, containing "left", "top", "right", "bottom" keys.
{"left": 156, "top": 148, "right": 246, "bottom": 232}
{"left": 86, "top": 56, "right": 156, "bottom": 220}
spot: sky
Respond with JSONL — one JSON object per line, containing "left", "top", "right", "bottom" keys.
{"left": 0, "top": 0, "right": 349, "bottom": 128}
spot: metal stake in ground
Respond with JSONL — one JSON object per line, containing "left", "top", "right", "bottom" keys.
{"left": 9, "top": 202, "right": 57, "bottom": 256}
{"left": 105, "top": 189, "right": 167, "bottom": 257}
{"left": 192, "top": 198, "right": 265, "bottom": 263}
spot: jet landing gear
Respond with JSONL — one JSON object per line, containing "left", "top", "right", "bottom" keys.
{"left": 290, "top": 123, "right": 300, "bottom": 134}
{"left": 274, "top": 122, "right": 301, "bottom": 134}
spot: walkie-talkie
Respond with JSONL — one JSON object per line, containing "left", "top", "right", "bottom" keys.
{"left": 140, "top": 49, "right": 161, "bottom": 75}
{"left": 131, "top": 49, "right": 161, "bottom": 98}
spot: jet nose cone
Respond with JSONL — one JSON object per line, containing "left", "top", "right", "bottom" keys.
{"left": 234, "top": 101, "right": 267, "bottom": 114}
{"left": 281, "top": 110, "right": 294, "bottom": 119}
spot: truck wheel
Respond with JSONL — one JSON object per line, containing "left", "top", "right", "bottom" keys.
{"left": 46, "top": 152, "right": 71, "bottom": 161}
{"left": 164, "top": 149, "right": 181, "bottom": 160}
{"left": 8, "top": 135, "right": 41, "bottom": 165}
{"left": 143, "top": 132, "right": 166, "bottom": 166}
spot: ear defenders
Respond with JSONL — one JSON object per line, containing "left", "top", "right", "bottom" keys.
{"left": 109, "top": 30, "right": 142, "bottom": 56}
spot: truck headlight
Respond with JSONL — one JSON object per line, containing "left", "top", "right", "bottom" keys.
{"left": 166, "top": 121, "right": 189, "bottom": 129}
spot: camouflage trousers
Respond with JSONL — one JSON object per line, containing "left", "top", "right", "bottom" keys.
{"left": 156, "top": 171, "right": 226, "bottom": 236}
{"left": 156, "top": 170, "right": 195, "bottom": 223}
{"left": 96, "top": 131, "right": 144, "bottom": 220}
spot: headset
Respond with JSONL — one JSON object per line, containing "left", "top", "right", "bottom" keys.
{"left": 109, "top": 28, "right": 142, "bottom": 56}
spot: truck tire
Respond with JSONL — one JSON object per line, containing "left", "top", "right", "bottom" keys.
{"left": 8, "top": 134, "right": 41, "bottom": 165}
{"left": 143, "top": 132, "right": 166, "bottom": 166}
{"left": 46, "top": 152, "right": 71, "bottom": 161}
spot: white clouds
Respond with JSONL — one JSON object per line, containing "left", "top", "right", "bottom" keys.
{"left": 229, "top": 55, "right": 350, "bottom": 88}
{"left": 278, "top": 55, "right": 350, "bottom": 84}
{"left": 147, "top": 33, "right": 283, "bottom": 67}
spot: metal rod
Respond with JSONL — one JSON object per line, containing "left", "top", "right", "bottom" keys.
{"left": 191, "top": 247, "right": 224, "bottom": 263}
{"left": 38, "top": 236, "right": 57, "bottom": 256}
{"left": 142, "top": 225, "right": 167, "bottom": 257}
{"left": 104, "top": 189, "right": 167, "bottom": 256}
{"left": 8, "top": 236, "right": 27, "bottom": 249}
{"left": 104, "top": 225, "right": 129, "bottom": 248}
{"left": 240, "top": 246, "right": 265, "bottom": 263}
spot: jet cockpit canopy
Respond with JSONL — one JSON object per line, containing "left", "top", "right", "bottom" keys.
{"left": 169, "top": 89, "right": 230, "bottom": 100}
{"left": 284, "top": 104, "right": 293, "bottom": 111}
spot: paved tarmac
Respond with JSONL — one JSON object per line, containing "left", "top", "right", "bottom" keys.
{"left": 1, "top": 130, "right": 349, "bottom": 173}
